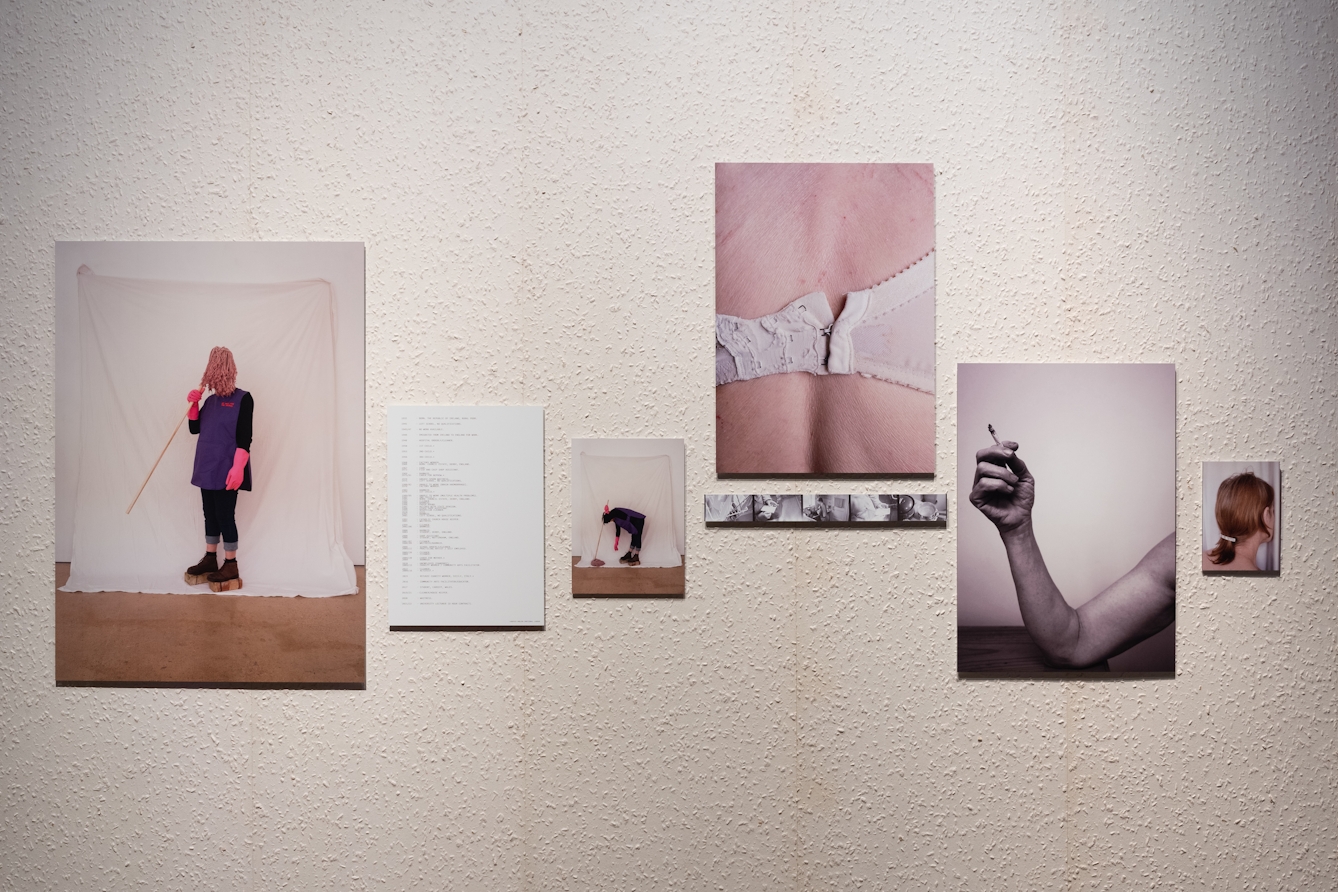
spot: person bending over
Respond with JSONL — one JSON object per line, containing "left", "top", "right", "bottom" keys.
{"left": 1203, "top": 472, "right": 1274, "bottom": 571}
{"left": 969, "top": 440, "right": 1174, "bottom": 669}
{"left": 184, "top": 347, "right": 253, "bottom": 589}
{"left": 602, "top": 507, "right": 646, "bottom": 566}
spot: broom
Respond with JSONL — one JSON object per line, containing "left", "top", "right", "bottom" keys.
{"left": 126, "top": 386, "right": 208, "bottom": 514}
{"left": 589, "top": 502, "right": 610, "bottom": 566}
{"left": 126, "top": 347, "right": 234, "bottom": 514}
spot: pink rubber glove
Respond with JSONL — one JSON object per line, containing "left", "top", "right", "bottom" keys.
{"left": 187, "top": 388, "right": 202, "bottom": 420}
{"left": 225, "top": 448, "right": 249, "bottom": 490}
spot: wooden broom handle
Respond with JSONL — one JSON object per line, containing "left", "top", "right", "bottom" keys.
{"left": 125, "top": 395, "right": 198, "bottom": 515}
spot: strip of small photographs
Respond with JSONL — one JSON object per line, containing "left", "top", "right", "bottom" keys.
{"left": 705, "top": 494, "right": 947, "bottom": 526}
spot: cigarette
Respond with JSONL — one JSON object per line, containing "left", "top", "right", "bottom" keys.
{"left": 988, "top": 424, "right": 1001, "bottom": 445}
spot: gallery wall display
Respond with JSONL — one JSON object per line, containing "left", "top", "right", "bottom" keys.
{"left": 572, "top": 438, "right": 685, "bottom": 597}
{"left": 53, "top": 242, "right": 366, "bottom": 685}
{"left": 705, "top": 494, "right": 947, "bottom": 527}
{"left": 389, "top": 406, "right": 545, "bottom": 628}
{"left": 715, "top": 163, "right": 936, "bottom": 476}
{"left": 957, "top": 363, "right": 1176, "bottom": 675}
{"left": 1202, "top": 461, "right": 1280, "bottom": 573}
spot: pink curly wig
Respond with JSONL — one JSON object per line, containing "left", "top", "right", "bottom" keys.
{"left": 200, "top": 346, "right": 238, "bottom": 397}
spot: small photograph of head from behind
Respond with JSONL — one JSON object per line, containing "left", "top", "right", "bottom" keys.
{"left": 1202, "top": 461, "right": 1279, "bottom": 573}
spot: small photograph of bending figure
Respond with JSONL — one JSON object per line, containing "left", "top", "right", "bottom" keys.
{"left": 572, "top": 438, "right": 685, "bottom": 597}
{"left": 958, "top": 363, "right": 1176, "bottom": 674}
{"left": 704, "top": 494, "right": 754, "bottom": 523}
{"left": 1202, "top": 461, "right": 1279, "bottom": 573}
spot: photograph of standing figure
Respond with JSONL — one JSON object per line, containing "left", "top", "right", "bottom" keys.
{"left": 715, "top": 163, "right": 935, "bottom": 475}
{"left": 180, "top": 347, "right": 254, "bottom": 592}
{"left": 572, "top": 439, "right": 685, "bottom": 597}
{"left": 1202, "top": 461, "right": 1280, "bottom": 573}
{"left": 958, "top": 364, "right": 1175, "bottom": 674}
{"left": 55, "top": 242, "right": 365, "bottom": 686}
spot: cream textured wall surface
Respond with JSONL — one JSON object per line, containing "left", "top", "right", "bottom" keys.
{"left": 2, "top": 1, "right": 1334, "bottom": 890}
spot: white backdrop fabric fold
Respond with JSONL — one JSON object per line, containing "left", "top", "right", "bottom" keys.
{"left": 61, "top": 267, "right": 358, "bottom": 597}
{"left": 575, "top": 454, "right": 681, "bottom": 568}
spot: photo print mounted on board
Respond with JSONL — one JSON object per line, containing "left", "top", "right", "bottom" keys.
{"left": 849, "top": 494, "right": 896, "bottom": 523}
{"left": 715, "top": 163, "right": 936, "bottom": 475}
{"left": 55, "top": 242, "right": 366, "bottom": 686}
{"left": 1202, "top": 461, "right": 1279, "bottom": 574}
{"left": 957, "top": 363, "right": 1175, "bottom": 675}
{"left": 897, "top": 493, "right": 947, "bottom": 523}
{"left": 803, "top": 495, "right": 850, "bottom": 524}
{"left": 704, "top": 494, "right": 945, "bottom": 527}
{"left": 573, "top": 438, "right": 685, "bottom": 597}
{"left": 753, "top": 494, "right": 805, "bottom": 523}
{"left": 703, "top": 494, "right": 754, "bottom": 524}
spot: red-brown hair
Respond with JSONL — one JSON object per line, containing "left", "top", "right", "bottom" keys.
{"left": 1207, "top": 471, "right": 1274, "bottom": 565}
{"left": 200, "top": 346, "right": 237, "bottom": 397}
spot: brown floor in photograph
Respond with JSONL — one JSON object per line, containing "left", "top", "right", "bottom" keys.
{"left": 572, "top": 556, "right": 685, "bottom": 597}
{"left": 55, "top": 563, "right": 365, "bottom": 686}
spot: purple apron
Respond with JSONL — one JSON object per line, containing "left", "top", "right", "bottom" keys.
{"left": 191, "top": 390, "right": 251, "bottom": 491}
{"left": 606, "top": 508, "right": 645, "bottom": 537}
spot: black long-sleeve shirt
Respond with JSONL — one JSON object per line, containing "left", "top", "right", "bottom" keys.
{"left": 189, "top": 392, "right": 254, "bottom": 450}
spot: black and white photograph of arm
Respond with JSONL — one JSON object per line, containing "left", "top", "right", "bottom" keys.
{"left": 957, "top": 364, "right": 1177, "bottom": 674}
{"left": 970, "top": 437, "right": 1174, "bottom": 668}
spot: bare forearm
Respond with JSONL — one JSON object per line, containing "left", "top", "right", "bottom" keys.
{"left": 999, "top": 521, "right": 1084, "bottom": 666}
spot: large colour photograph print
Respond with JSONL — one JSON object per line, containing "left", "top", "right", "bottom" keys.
{"left": 957, "top": 363, "right": 1176, "bottom": 675}
{"left": 55, "top": 242, "right": 366, "bottom": 686}
{"left": 715, "top": 163, "right": 936, "bottom": 475}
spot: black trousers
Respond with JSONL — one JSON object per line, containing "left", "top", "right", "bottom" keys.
{"left": 200, "top": 488, "right": 239, "bottom": 547}
{"left": 625, "top": 516, "right": 644, "bottom": 549}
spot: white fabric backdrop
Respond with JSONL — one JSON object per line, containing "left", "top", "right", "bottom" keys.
{"left": 61, "top": 267, "right": 358, "bottom": 597}
{"left": 575, "top": 453, "right": 681, "bottom": 568}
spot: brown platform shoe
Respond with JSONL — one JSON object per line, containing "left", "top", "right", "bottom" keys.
{"left": 184, "top": 551, "right": 219, "bottom": 585}
{"left": 207, "top": 558, "right": 243, "bottom": 593}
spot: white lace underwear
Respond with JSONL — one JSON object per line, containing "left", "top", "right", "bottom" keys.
{"left": 715, "top": 251, "right": 935, "bottom": 393}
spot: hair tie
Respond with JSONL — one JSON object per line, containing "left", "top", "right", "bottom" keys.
{"left": 1220, "top": 534, "right": 1236, "bottom": 543}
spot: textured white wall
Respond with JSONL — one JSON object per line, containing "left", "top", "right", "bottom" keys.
{"left": 2, "top": 1, "right": 1334, "bottom": 890}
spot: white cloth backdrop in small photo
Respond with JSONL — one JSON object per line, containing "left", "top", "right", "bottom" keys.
{"left": 1202, "top": 461, "right": 1280, "bottom": 572}
{"left": 61, "top": 267, "right": 358, "bottom": 597}
{"left": 572, "top": 440, "right": 684, "bottom": 568}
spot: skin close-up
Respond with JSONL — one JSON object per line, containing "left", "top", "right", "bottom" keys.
{"left": 715, "top": 163, "right": 935, "bottom": 475}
